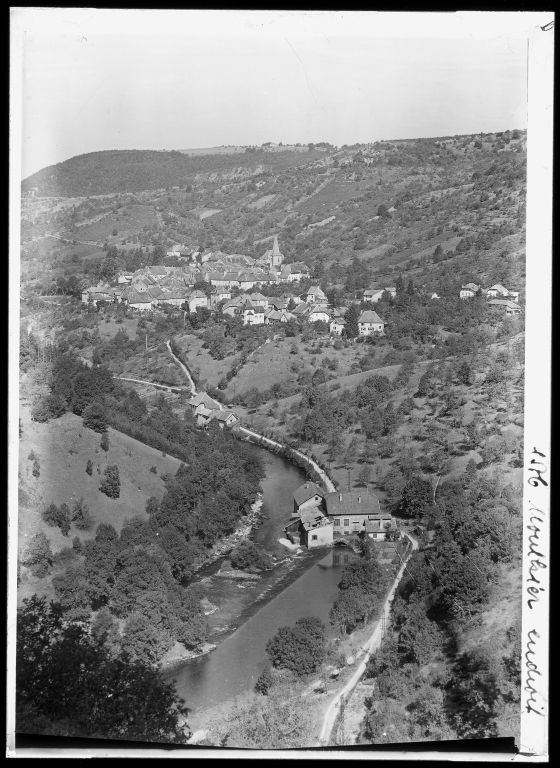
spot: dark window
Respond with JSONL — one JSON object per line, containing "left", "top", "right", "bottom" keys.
{"left": 311, "top": 535, "right": 318, "bottom": 541}
{"left": 333, "top": 519, "right": 340, "bottom": 527}
{"left": 344, "top": 519, "right": 350, "bottom": 527}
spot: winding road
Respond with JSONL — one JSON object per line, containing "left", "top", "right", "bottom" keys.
{"left": 318, "top": 532, "right": 419, "bottom": 746}
{"left": 165, "top": 339, "right": 337, "bottom": 493}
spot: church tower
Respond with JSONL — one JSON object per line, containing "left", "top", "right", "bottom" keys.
{"left": 270, "top": 236, "right": 283, "bottom": 268}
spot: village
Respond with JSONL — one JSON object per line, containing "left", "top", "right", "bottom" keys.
{"left": 81, "top": 235, "right": 522, "bottom": 340}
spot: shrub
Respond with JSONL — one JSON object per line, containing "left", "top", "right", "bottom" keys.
{"left": 230, "top": 540, "right": 272, "bottom": 571}
{"left": 266, "top": 617, "right": 327, "bottom": 675}
{"left": 71, "top": 498, "right": 94, "bottom": 531}
{"left": 42, "top": 502, "right": 71, "bottom": 536}
{"left": 99, "top": 465, "right": 120, "bottom": 499}
{"left": 86, "top": 459, "right": 93, "bottom": 476}
{"left": 83, "top": 401, "right": 108, "bottom": 433}
{"left": 100, "top": 432, "right": 110, "bottom": 452}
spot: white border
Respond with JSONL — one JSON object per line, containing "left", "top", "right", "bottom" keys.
{"left": 7, "top": 9, "right": 553, "bottom": 760}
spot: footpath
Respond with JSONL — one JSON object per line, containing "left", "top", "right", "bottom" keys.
{"left": 318, "top": 532, "right": 419, "bottom": 746}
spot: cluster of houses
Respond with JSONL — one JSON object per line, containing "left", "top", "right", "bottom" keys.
{"left": 459, "top": 282, "right": 521, "bottom": 315}
{"left": 285, "top": 481, "right": 396, "bottom": 549}
{"left": 81, "top": 237, "right": 311, "bottom": 312}
{"left": 187, "top": 391, "right": 239, "bottom": 430}
{"left": 81, "top": 241, "right": 388, "bottom": 336}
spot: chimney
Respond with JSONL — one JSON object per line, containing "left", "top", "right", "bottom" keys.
{"left": 339, "top": 494, "right": 342, "bottom": 501}
{"left": 358, "top": 496, "right": 361, "bottom": 503}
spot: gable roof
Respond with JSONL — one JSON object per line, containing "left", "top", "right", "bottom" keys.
{"left": 190, "top": 392, "right": 221, "bottom": 410}
{"left": 462, "top": 283, "right": 480, "bottom": 292}
{"left": 324, "top": 490, "right": 381, "bottom": 517}
{"left": 293, "top": 481, "right": 325, "bottom": 507}
{"left": 358, "top": 310, "right": 384, "bottom": 324}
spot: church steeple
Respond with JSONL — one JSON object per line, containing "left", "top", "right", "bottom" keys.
{"left": 271, "top": 236, "right": 283, "bottom": 268}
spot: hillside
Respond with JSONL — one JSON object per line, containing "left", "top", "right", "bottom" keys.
{"left": 21, "top": 148, "right": 323, "bottom": 197}
{"left": 17, "top": 406, "right": 183, "bottom": 602}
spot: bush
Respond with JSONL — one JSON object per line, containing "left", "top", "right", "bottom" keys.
{"left": 82, "top": 401, "right": 108, "bottom": 433}
{"left": 86, "top": 459, "right": 93, "bottom": 476}
{"left": 100, "top": 432, "right": 110, "bottom": 452}
{"left": 42, "top": 502, "right": 71, "bottom": 536}
{"left": 31, "top": 393, "right": 67, "bottom": 423}
{"left": 230, "top": 540, "right": 272, "bottom": 571}
{"left": 266, "top": 617, "right": 327, "bottom": 675}
{"left": 32, "top": 460, "right": 40, "bottom": 478}
{"left": 99, "top": 465, "right": 120, "bottom": 499}
{"left": 71, "top": 498, "right": 94, "bottom": 531}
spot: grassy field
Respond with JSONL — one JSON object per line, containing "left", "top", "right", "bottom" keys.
{"left": 17, "top": 406, "right": 183, "bottom": 602}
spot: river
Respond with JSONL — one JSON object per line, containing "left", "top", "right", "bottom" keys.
{"left": 169, "top": 450, "right": 355, "bottom": 719}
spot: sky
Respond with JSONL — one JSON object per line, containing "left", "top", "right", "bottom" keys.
{"left": 11, "top": 10, "right": 539, "bottom": 179}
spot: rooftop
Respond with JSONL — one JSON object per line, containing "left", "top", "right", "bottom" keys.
{"left": 324, "top": 490, "right": 381, "bottom": 517}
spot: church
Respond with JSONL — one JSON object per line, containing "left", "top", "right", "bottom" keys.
{"left": 259, "top": 236, "right": 284, "bottom": 271}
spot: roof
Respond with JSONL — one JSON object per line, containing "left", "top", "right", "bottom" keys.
{"left": 488, "top": 299, "right": 521, "bottom": 310}
{"left": 309, "top": 306, "right": 330, "bottom": 317}
{"left": 324, "top": 490, "right": 381, "bottom": 517}
{"left": 462, "top": 283, "right": 480, "bottom": 292}
{"left": 249, "top": 292, "right": 267, "bottom": 302}
{"left": 209, "top": 409, "right": 238, "bottom": 423}
{"left": 189, "top": 290, "right": 207, "bottom": 299}
{"left": 127, "top": 290, "right": 153, "bottom": 304}
{"left": 358, "top": 310, "right": 384, "bottom": 324}
{"left": 488, "top": 283, "right": 509, "bottom": 294}
{"left": 293, "top": 481, "right": 325, "bottom": 507}
{"left": 190, "top": 392, "right": 221, "bottom": 410}
{"left": 306, "top": 286, "right": 327, "bottom": 298}
{"left": 300, "top": 508, "right": 333, "bottom": 531}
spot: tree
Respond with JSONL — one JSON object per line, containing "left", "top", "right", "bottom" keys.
{"left": 22, "top": 532, "right": 53, "bottom": 577}
{"left": 398, "top": 476, "right": 434, "bottom": 518}
{"left": 71, "top": 498, "right": 94, "bottom": 531}
{"left": 42, "top": 502, "right": 71, "bottom": 536}
{"left": 16, "top": 597, "right": 190, "bottom": 743}
{"left": 82, "top": 401, "right": 107, "bottom": 433}
{"left": 99, "top": 465, "right": 120, "bottom": 498}
{"left": 266, "top": 616, "right": 327, "bottom": 675}
{"left": 457, "top": 361, "right": 473, "bottom": 386}
{"left": 32, "top": 459, "right": 40, "bottom": 478}
{"left": 343, "top": 304, "right": 360, "bottom": 339}
{"left": 100, "top": 432, "right": 110, "bottom": 453}
{"left": 254, "top": 667, "right": 274, "bottom": 695}
{"left": 121, "top": 612, "right": 172, "bottom": 667}
{"left": 86, "top": 459, "right": 93, "bottom": 476}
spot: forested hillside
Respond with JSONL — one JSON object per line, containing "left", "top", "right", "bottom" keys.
{"left": 21, "top": 148, "right": 323, "bottom": 197}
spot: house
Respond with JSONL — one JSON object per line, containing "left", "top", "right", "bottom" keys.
{"left": 241, "top": 303, "right": 265, "bottom": 326}
{"left": 292, "top": 302, "right": 312, "bottom": 319}
{"left": 330, "top": 317, "right": 346, "bottom": 335}
{"left": 292, "top": 481, "right": 325, "bottom": 516}
{"left": 117, "top": 272, "right": 133, "bottom": 284}
{"left": 207, "top": 409, "right": 239, "bottom": 430}
{"left": 280, "top": 262, "right": 310, "bottom": 283}
{"left": 299, "top": 509, "right": 334, "bottom": 549}
{"left": 486, "top": 284, "right": 520, "bottom": 302}
{"left": 210, "top": 288, "right": 232, "bottom": 307}
{"left": 303, "top": 286, "right": 328, "bottom": 304}
{"left": 363, "top": 287, "right": 396, "bottom": 303}
{"left": 188, "top": 290, "right": 208, "bottom": 313}
{"left": 264, "top": 308, "right": 295, "bottom": 325}
{"left": 308, "top": 306, "right": 331, "bottom": 324}
{"left": 81, "top": 286, "right": 115, "bottom": 306}
{"left": 459, "top": 283, "right": 481, "bottom": 299}
{"left": 126, "top": 290, "right": 155, "bottom": 311}
{"left": 358, "top": 310, "right": 385, "bottom": 336}
{"left": 487, "top": 299, "right": 522, "bottom": 316}
{"left": 158, "top": 289, "right": 190, "bottom": 307}
{"left": 248, "top": 292, "right": 269, "bottom": 310}
{"left": 189, "top": 392, "right": 223, "bottom": 425}
{"left": 324, "top": 490, "right": 383, "bottom": 537}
